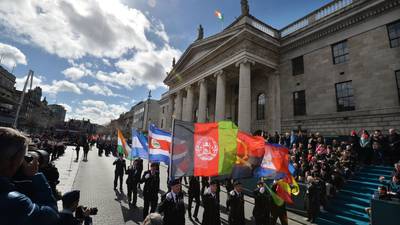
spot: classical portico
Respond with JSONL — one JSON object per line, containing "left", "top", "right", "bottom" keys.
{"left": 164, "top": 0, "right": 281, "bottom": 133}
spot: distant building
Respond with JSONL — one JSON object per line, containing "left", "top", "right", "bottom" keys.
{"left": 132, "top": 99, "right": 160, "bottom": 131}
{"left": 48, "top": 104, "right": 66, "bottom": 123}
{"left": 55, "top": 118, "right": 98, "bottom": 136}
{"left": 158, "top": 93, "right": 170, "bottom": 129}
{"left": 0, "top": 65, "right": 16, "bottom": 126}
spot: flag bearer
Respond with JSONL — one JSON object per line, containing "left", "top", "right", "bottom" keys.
{"left": 188, "top": 176, "right": 201, "bottom": 221}
{"left": 253, "top": 180, "right": 271, "bottom": 225}
{"left": 113, "top": 153, "right": 126, "bottom": 192}
{"left": 126, "top": 160, "right": 140, "bottom": 207}
{"left": 227, "top": 180, "right": 245, "bottom": 225}
{"left": 201, "top": 180, "right": 221, "bottom": 225}
{"left": 271, "top": 181, "right": 288, "bottom": 225}
{"left": 158, "top": 179, "right": 185, "bottom": 225}
{"left": 141, "top": 162, "right": 160, "bottom": 219}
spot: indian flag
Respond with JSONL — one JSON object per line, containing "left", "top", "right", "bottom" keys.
{"left": 215, "top": 10, "right": 223, "bottom": 21}
{"left": 117, "top": 129, "right": 130, "bottom": 158}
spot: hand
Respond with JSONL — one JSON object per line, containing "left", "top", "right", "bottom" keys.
{"left": 379, "top": 176, "right": 385, "bottom": 182}
{"left": 23, "top": 157, "right": 39, "bottom": 177}
{"left": 145, "top": 174, "right": 150, "bottom": 179}
{"left": 84, "top": 208, "right": 91, "bottom": 217}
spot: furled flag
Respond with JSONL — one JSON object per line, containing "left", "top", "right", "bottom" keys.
{"left": 215, "top": 10, "right": 224, "bottom": 21}
{"left": 130, "top": 129, "right": 148, "bottom": 159}
{"left": 148, "top": 124, "right": 171, "bottom": 165}
{"left": 117, "top": 129, "right": 130, "bottom": 158}
{"left": 254, "top": 143, "right": 290, "bottom": 179}
{"left": 170, "top": 120, "right": 239, "bottom": 178}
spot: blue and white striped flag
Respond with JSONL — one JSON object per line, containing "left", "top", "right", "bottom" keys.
{"left": 130, "top": 128, "right": 148, "bottom": 159}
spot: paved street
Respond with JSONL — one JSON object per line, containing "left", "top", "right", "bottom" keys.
{"left": 56, "top": 146, "right": 309, "bottom": 225}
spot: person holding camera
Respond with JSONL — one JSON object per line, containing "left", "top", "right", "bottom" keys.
{"left": 59, "top": 190, "right": 98, "bottom": 225}
{"left": 0, "top": 127, "right": 59, "bottom": 225}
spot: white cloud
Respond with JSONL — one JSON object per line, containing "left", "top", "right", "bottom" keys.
{"left": 77, "top": 82, "right": 127, "bottom": 98}
{"left": 15, "top": 76, "right": 81, "bottom": 97}
{"left": 0, "top": 42, "right": 27, "bottom": 68}
{"left": 15, "top": 75, "right": 45, "bottom": 91}
{"left": 62, "top": 67, "right": 86, "bottom": 81}
{"left": 102, "top": 58, "right": 111, "bottom": 67}
{"left": 68, "top": 99, "right": 128, "bottom": 124}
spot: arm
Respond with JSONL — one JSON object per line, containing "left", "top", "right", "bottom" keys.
{"left": 31, "top": 173, "right": 58, "bottom": 211}
{"left": 113, "top": 159, "right": 117, "bottom": 165}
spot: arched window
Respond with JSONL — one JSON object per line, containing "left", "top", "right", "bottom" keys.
{"left": 257, "top": 93, "right": 265, "bottom": 120}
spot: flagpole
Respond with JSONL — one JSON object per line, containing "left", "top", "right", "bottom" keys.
{"left": 168, "top": 118, "right": 176, "bottom": 181}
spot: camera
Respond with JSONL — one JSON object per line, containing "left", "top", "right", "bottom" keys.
{"left": 75, "top": 206, "right": 98, "bottom": 218}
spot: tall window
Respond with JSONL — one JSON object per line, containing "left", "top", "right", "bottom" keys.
{"left": 257, "top": 93, "right": 265, "bottom": 120}
{"left": 335, "top": 81, "right": 355, "bottom": 112}
{"left": 396, "top": 70, "right": 400, "bottom": 104}
{"left": 292, "top": 56, "right": 304, "bottom": 76}
{"left": 293, "top": 90, "right": 306, "bottom": 116}
{"left": 387, "top": 20, "right": 400, "bottom": 48}
{"left": 332, "top": 40, "right": 349, "bottom": 64}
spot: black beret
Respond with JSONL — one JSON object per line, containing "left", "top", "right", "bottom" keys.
{"left": 168, "top": 179, "right": 180, "bottom": 187}
{"left": 62, "top": 190, "right": 80, "bottom": 206}
{"left": 210, "top": 180, "right": 218, "bottom": 185}
{"left": 233, "top": 180, "right": 242, "bottom": 186}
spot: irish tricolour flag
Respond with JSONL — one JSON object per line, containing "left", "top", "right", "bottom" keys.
{"left": 215, "top": 10, "right": 223, "bottom": 21}
{"left": 117, "top": 129, "right": 130, "bottom": 158}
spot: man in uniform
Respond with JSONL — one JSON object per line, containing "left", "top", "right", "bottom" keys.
{"left": 141, "top": 162, "right": 160, "bottom": 219}
{"left": 271, "top": 181, "right": 288, "bottom": 225}
{"left": 113, "top": 153, "right": 126, "bottom": 192}
{"left": 227, "top": 180, "right": 245, "bottom": 225}
{"left": 158, "top": 179, "right": 185, "bottom": 225}
{"left": 126, "top": 160, "right": 140, "bottom": 207}
{"left": 58, "top": 190, "right": 85, "bottom": 225}
{"left": 188, "top": 176, "right": 201, "bottom": 221}
{"left": 135, "top": 158, "right": 143, "bottom": 189}
{"left": 201, "top": 180, "right": 221, "bottom": 225}
{"left": 253, "top": 180, "right": 271, "bottom": 225}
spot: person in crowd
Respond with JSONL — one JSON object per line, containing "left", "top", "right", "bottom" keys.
{"left": 143, "top": 213, "right": 163, "bottom": 225}
{"left": 202, "top": 180, "right": 221, "bottom": 225}
{"left": 306, "top": 176, "right": 321, "bottom": 223}
{"left": 365, "top": 185, "right": 392, "bottom": 221}
{"left": 387, "top": 128, "right": 400, "bottom": 163}
{"left": 227, "top": 180, "right": 245, "bottom": 225}
{"left": 371, "top": 130, "right": 386, "bottom": 164}
{"left": 113, "top": 153, "right": 126, "bottom": 192}
{"left": 135, "top": 158, "right": 144, "bottom": 189}
{"left": 141, "top": 162, "right": 160, "bottom": 219}
{"left": 158, "top": 179, "right": 185, "bottom": 225}
{"left": 83, "top": 142, "right": 89, "bottom": 162}
{"left": 253, "top": 180, "right": 271, "bottom": 225}
{"left": 75, "top": 144, "right": 81, "bottom": 162}
{"left": 58, "top": 190, "right": 87, "bottom": 225}
{"left": 188, "top": 176, "right": 201, "bottom": 221}
{"left": 225, "top": 178, "right": 233, "bottom": 210}
{"left": 126, "top": 160, "right": 140, "bottom": 207}
{"left": 0, "top": 127, "right": 59, "bottom": 225}
{"left": 360, "top": 130, "right": 371, "bottom": 164}
{"left": 379, "top": 173, "right": 400, "bottom": 198}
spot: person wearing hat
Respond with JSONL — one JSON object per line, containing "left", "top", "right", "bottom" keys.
{"left": 113, "top": 153, "right": 126, "bottom": 192}
{"left": 141, "top": 162, "right": 160, "bottom": 219}
{"left": 253, "top": 180, "right": 271, "bottom": 225}
{"left": 126, "top": 159, "right": 140, "bottom": 207}
{"left": 188, "top": 176, "right": 201, "bottom": 221}
{"left": 58, "top": 190, "right": 87, "bottom": 225}
{"left": 227, "top": 180, "right": 245, "bottom": 225}
{"left": 201, "top": 179, "right": 221, "bottom": 225}
{"left": 158, "top": 179, "right": 185, "bottom": 225}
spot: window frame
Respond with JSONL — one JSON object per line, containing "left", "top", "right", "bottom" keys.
{"left": 331, "top": 40, "right": 349, "bottom": 65}
{"left": 292, "top": 55, "right": 304, "bottom": 76}
{"left": 256, "top": 93, "right": 266, "bottom": 120}
{"left": 335, "top": 80, "right": 355, "bottom": 112}
{"left": 396, "top": 70, "right": 400, "bottom": 104}
{"left": 387, "top": 19, "right": 400, "bottom": 48}
{"left": 293, "top": 90, "right": 306, "bottom": 116}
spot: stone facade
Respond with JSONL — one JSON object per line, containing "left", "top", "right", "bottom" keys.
{"left": 131, "top": 99, "right": 160, "bottom": 132}
{"left": 163, "top": 0, "right": 400, "bottom": 136}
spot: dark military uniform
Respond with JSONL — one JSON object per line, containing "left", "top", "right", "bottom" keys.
{"left": 158, "top": 191, "right": 185, "bottom": 225}
{"left": 113, "top": 158, "right": 126, "bottom": 191}
{"left": 58, "top": 211, "right": 80, "bottom": 225}
{"left": 141, "top": 170, "right": 160, "bottom": 219}
{"left": 227, "top": 190, "right": 245, "bottom": 225}
{"left": 253, "top": 187, "right": 271, "bottom": 225}
{"left": 202, "top": 190, "right": 221, "bottom": 225}
{"left": 126, "top": 165, "right": 140, "bottom": 206}
{"left": 188, "top": 176, "right": 201, "bottom": 219}
{"left": 271, "top": 184, "right": 288, "bottom": 225}
{"left": 306, "top": 181, "right": 321, "bottom": 222}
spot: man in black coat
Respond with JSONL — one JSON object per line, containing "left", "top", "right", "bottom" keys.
{"left": 158, "top": 179, "right": 185, "bottom": 225}
{"left": 126, "top": 160, "right": 140, "bottom": 207}
{"left": 113, "top": 153, "right": 126, "bottom": 192}
{"left": 270, "top": 182, "right": 288, "bottom": 225}
{"left": 253, "top": 181, "right": 271, "bottom": 225}
{"left": 58, "top": 190, "right": 85, "bottom": 225}
{"left": 135, "top": 158, "right": 143, "bottom": 189}
{"left": 188, "top": 176, "right": 201, "bottom": 221}
{"left": 201, "top": 180, "right": 221, "bottom": 225}
{"left": 306, "top": 177, "right": 321, "bottom": 223}
{"left": 141, "top": 162, "right": 160, "bottom": 219}
{"left": 227, "top": 180, "right": 245, "bottom": 225}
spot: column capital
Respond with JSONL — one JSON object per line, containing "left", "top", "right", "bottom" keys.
{"left": 235, "top": 58, "right": 255, "bottom": 67}
{"left": 213, "top": 70, "right": 224, "bottom": 78}
{"left": 185, "top": 84, "right": 193, "bottom": 91}
{"left": 197, "top": 78, "right": 207, "bottom": 86}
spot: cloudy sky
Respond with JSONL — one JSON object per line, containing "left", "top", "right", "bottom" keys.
{"left": 0, "top": 0, "right": 331, "bottom": 124}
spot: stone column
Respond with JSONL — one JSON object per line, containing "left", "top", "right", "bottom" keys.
{"left": 183, "top": 85, "right": 194, "bottom": 122}
{"left": 214, "top": 70, "right": 226, "bottom": 121}
{"left": 174, "top": 90, "right": 183, "bottom": 120}
{"left": 198, "top": 79, "right": 208, "bottom": 123}
{"left": 272, "top": 71, "right": 281, "bottom": 133}
{"left": 166, "top": 95, "right": 174, "bottom": 129}
{"left": 236, "top": 58, "right": 255, "bottom": 132}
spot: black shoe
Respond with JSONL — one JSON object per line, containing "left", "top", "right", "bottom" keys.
{"left": 194, "top": 217, "right": 200, "bottom": 222}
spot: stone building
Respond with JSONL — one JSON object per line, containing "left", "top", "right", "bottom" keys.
{"left": 158, "top": 93, "right": 170, "bottom": 130}
{"left": 48, "top": 104, "right": 66, "bottom": 124}
{"left": 163, "top": 0, "right": 400, "bottom": 136}
{"left": 132, "top": 99, "right": 160, "bottom": 132}
{"left": 0, "top": 65, "right": 17, "bottom": 126}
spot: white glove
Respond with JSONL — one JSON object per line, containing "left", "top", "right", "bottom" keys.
{"left": 145, "top": 174, "right": 150, "bottom": 179}
{"left": 259, "top": 187, "right": 265, "bottom": 194}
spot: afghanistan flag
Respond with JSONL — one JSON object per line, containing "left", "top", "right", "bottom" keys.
{"left": 117, "top": 129, "right": 130, "bottom": 158}
{"left": 171, "top": 120, "right": 239, "bottom": 178}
